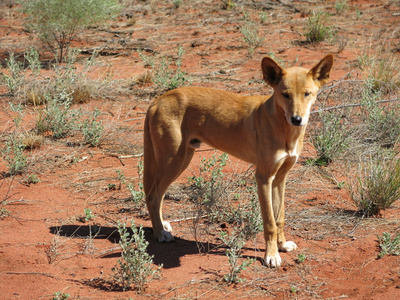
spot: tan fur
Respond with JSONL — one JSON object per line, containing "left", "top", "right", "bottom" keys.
{"left": 143, "top": 55, "right": 333, "bottom": 268}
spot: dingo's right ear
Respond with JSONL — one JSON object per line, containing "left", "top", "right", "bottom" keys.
{"left": 261, "top": 57, "right": 286, "bottom": 87}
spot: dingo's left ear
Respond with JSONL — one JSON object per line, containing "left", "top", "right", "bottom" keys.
{"left": 309, "top": 54, "right": 334, "bottom": 87}
{"left": 261, "top": 57, "right": 287, "bottom": 87}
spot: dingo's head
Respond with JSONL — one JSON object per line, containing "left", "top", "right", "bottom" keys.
{"left": 261, "top": 55, "right": 333, "bottom": 127}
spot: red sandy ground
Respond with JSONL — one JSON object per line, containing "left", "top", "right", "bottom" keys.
{"left": 0, "top": 0, "right": 400, "bottom": 299}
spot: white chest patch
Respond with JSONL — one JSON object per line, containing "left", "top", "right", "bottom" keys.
{"left": 275, "top": 143, "right": 299, "bottom": 164}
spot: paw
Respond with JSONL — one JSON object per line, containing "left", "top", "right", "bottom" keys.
{"left": 157, "top": 221, "right": 174, "bottom": 243}
{"left": 279, "top": 241, "right": 297, "bottom": 252}
{"left": 264, "top": 253, "right": 282, "bottom": 268}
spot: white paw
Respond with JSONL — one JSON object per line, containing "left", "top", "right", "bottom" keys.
{"left": 163, "top": 221, "right": 172, "bottom": 232}
{"left": 157, "top": 221, "right": 174, "bottom": 243}
{"left": 264, "top": 253, "right": 282, "bottom": 268}
{"left": 279, "top": 241, "right": 297, "bottom": 252}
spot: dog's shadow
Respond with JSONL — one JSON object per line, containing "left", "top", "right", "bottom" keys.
{"left": 49, "top": 224, "right": 227, "bottom": 269}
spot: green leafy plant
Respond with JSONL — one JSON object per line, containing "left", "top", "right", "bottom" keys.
{"left": 305, "top": 11, "right": 335, "bottom": 43}
{"left": 171, "top": 0, "right": 183, "bottom": 8}
{"left": 335, "top": 0, "right": 349, "bottom": 15}
{"left": 52, "top": 292, "right": 70, "bottom": 300}
{"left": 26, "top": 174, "right": 40, "bottom": 184}
{"left": 240, "top": 19, "right": 264, "bottom": 55}
{"left": 378, "top": 232, "right": 400, "bottom": 258}
{"left": 220, "top": 230, "right": 255, "bottom": 284}
{"left": 188, "top": 152, "right": 228, "bottom": 223}
{"left": 80, "top": 109, "right": 104, "bottom": 147}
{"left": 310, "top": 110, "right": 351, "bottom": 165}
{"left": 112, "top": 221, "right": 162, "bottom": 292}
{"left": 138, "top": 46, "right": 189, "bottom": 91}
{"left": 117, "top": 159, "right": 145, "bottom": 205}
{"left": 21, "top": 0, "right": 121, "bottom": 62}
{"left": 1, "top": 137, "right": 27, "bottom": 175}
{"left": 347, "top": 152, "right": 400, "bottom": 217}
{"left": 296, "top": 253, "right": 306, "bottom": 264}
{"left": 83, "top": 208, "right": 94, "bottom": 222}
{"left": 359, "top": 79, "right": 400, "bottom": 147}
{"left": 35, "top": 90, "right": 78, "bottom": 139}
{"left": 2, "top": 53, "right": 24, "bottom": 96}
{"left": 221, "top": 0, "right": 237, "bottom": 10}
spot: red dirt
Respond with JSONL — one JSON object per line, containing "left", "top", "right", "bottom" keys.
{"left": 1, "top": 1, "right": 400, "bottom": 299}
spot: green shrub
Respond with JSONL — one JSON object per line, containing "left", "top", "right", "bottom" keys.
{"left": 240, "top": 19, "right": 264, "bottom": 54}
{"left": 360, "top": 79, "right": 400, "bottom": 147}
{"left": 347, "top": 152, "right": 400, "bottom": 217}
{"left": 1, "top": 137, "right": 27, "bottom": 175}
{"left": 379, "top": 232, "right": 400, "bottom": 258}
{"left": 21, "top": 0, "right": 121, "bottom": 62}
{"left": 310, "top": 111, "right": 351, "bottom": 165}
{"left": 80, "top": 109, "right": 104, "bottom": 147}
{"left": 35, "top": 90, "right": 78, "bottom": 139}
{"left": 305, "top": 11, "right": 335, "bottom": 43}
{"left": 117, "top": 160, "right": 145, "bottom": 206}
{"left": 138, "top": 46, "right": 189, "bottom": 91}
{"left": 2, "top": 53, "right": 24, "bottom": 96}
{"left": 220, "top": 230, "right": 255, "bottom": 284}
{"left": 335, "top": 0, "right": 349, "bottom": 15}
{"left": 112, "top": 221, "right": 162, "bottom": 292}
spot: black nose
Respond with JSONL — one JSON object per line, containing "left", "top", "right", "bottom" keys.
{"left": 291, "top": 116, "right": 302, "bottom": 126}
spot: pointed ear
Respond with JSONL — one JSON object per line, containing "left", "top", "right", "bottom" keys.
{"left": 309, "top": 54, "right": 334, "bottom": 87}
{"left": 261, "top": 56, "right": 286, "bottom": 87}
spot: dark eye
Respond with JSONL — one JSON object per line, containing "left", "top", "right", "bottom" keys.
{"left": 305, "top": 91, "right": 311, "bottom": 97}
{"left": 282, "top": 92, "right": 290, "bottom": 98}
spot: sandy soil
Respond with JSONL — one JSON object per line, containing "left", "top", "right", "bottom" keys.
{"left": 1, "top": 0, "right": 400, "bottom": 299}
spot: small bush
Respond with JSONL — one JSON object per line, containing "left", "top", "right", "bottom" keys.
{"left": 21, "top": 0, "right": 121, "bottom": 62}
{"left": 305, "top": 11, "right": 335, "bottom": 43}
{"left": 138, "top": 46, "right": 189, "bottom": 91}
{"left": 378, "top": 232, "right": 400, "bottom": 258}
{"left": 35, "top": 90, "right": 78, "bottom": 139}
{"left": 117, "top": 159, "right": 145, "bottom": 206}
{"left": 310, "top": 111, "right": 351, "bottom": 165}
{"left": 240, "top": 19, "right": 264, "bottom": 54}
{"left": 1, "top": 137, "right": 27, "bottom": 175}
{"left": 360, "top": 79, "right": 400, "bottom": 147}
{"left": 335, "top": 0, "right": 349, "bottom": 15}
{"left": 188, "top": 152, "right": 228, "bottom": 223}
{"left": 112, "top": 221, "right": 161, "bottom": 292}
{"left": 220, "top": 230, "right": 255, "bottom": 284}
{"left": 347, "top": 152, "right": 400, "bottom": 217}
{"left": 80, "top": 109, "right": 104, "bottom": 147}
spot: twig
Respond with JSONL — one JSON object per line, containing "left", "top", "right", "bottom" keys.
{"left": 7, "top": 272, "right": 56, "bottom": 279}
{"left": 311, "top": 97, "right": 400, "bottom": 114}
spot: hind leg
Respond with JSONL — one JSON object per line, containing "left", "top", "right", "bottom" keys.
{"left": 145, "top": 145, "right": 195, "bottom": 242}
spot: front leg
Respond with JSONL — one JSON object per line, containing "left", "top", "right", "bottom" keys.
{"left": 255, "top": 170, "right": 281, "bottom": 268}
{"left": 272, "top": 172, "right": 297, "bottom": 253}
{"left": 272, "top": 159, "right": 297, "bottom": 252}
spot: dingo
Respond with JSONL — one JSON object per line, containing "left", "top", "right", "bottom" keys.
{"left": 143, "top": 55, "right": 333, "bottom": 268}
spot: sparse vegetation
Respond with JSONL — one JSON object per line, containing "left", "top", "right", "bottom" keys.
{"left": 305, "top": 11, "right": 335, "bottom": 43}
{"left": 378, "top": 232, "right": 400, "bottom": 258}
{"left": 117, "top": 159, "right": 145, "bottom": 206}
{"left": 20, "top": 0, "right": 121, "bottom": 62}
{"left": 112, "top": 221, "right": 162, "bottom": 292}
{"left": 138, "top": 46, "right": 189, "bottom": 91}
{"left": 0, "top": 1, "right": 400, "bottom": 298}
{"left": 1, "top": 137, "right": 27, "bottom": 175}
{"left": 335, "top": 0, "right": 349, "bottom": 15}
{"left": 310, "top": 110, "right": 351, "bottom": 165}
{"left": 347, "top": 152, "right": 400, "bottom": 217}
{"left": 240, "top": 19, "right": 264, "bottom": 55}
{"left": 220, "top": 230, "right": 255, "bottom": 284}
